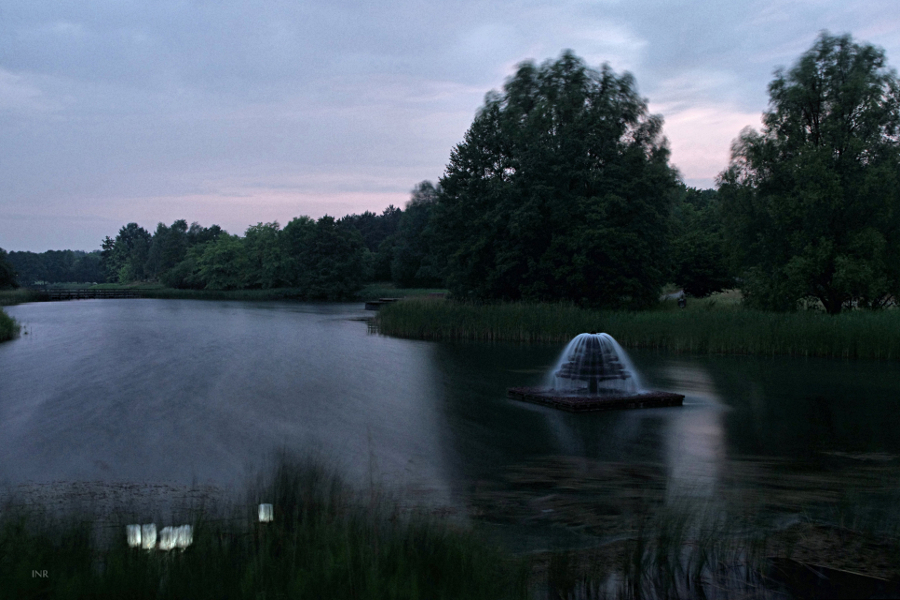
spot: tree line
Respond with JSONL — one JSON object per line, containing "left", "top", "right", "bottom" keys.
{"left": 6, "top": 32, "right": 897, "bottom": 313}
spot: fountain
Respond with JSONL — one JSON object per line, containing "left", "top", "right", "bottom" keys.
{"left": 508, "top": 333, "right": 684, "bottom": 412}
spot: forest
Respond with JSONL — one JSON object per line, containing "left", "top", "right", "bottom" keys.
{"left": 3, "top": 33, "right": 898, "bottom": 313}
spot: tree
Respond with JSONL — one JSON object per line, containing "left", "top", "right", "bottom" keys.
{"left": 434, "top": 51, "right": 678, "bottom": 307}
{"left": 719, "top": 33, "right": 900, "bottom": 313}
{"left": 101, "top": 223, "right": 152, "bottom": 283}
{"left": 243, "top": 222, "right": 288, "bottom": 289}
{"left": 391, "top": 181, "right": 443, "bottom": 288}
{"left": 0, "top": 248, "right": 18, "bottom": 289}
{"left": 282, "top": 216, "right": 368, "bottom": 299}
{"left": 669, "top": 187, "right": 733, "bottom": 297}
{"left": 195, "top": 234, "right": 249, "bottom": 290}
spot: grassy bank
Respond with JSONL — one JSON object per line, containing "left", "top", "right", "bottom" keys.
{"left": 377, "top": 297, "right": 900, "bottom": 359}
{"left": 1, "top": 456, "right": 527, "bottom": 600}
{"left": 0, "top": 288, "right": 44, "bottom": 307}
{"left": 3, "top": 455, "right": 899, "bottom": 598}
{"left": 0, "top": 307, "right": 19, "bottom": 342}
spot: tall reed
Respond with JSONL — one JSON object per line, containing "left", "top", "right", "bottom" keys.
{"left": 0, "top": 455, "right": 528, "bottom": 600}
{"left": 0, "top": 308, "right": 19, "bottom": 342}
{"left": 377, "top": 298, "right": 900, "bottom": 359}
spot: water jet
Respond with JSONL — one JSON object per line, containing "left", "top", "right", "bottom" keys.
{"left": 508, "top": 333, "right": 684, "bottom": 412}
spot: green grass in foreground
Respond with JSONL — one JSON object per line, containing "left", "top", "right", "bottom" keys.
{"left": 3, "top": 455, "right": 898, "bottom": 598}
{"left": 377, "top": 297, "right": 900, "bottom": 359}
{"left": 1, "top": 456, "right": 528, "bottom": 600}
{"left": 0, "top": 307, "right": 19, "bottom": 342}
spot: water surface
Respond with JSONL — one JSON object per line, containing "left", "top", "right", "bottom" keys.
{"left": 3, "top": 300, "right": 900, "bottom": 544}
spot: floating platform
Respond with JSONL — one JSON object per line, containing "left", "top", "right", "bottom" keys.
{"left": 507, "top": 387, "right": 684, "bottom": 412}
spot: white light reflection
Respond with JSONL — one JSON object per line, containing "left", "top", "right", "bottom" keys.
{"left": 258, "top": 503, "right": 274, "bottom": 522}
{"left": 175, "top": 525, "right": 193, "bottom": 548}
{"left": 662, "top": 362, "right": 726, "bottom": 501}
{"left": 158, "top": 526, "right": 177, "bottom": 551}
{"left": 128, "top": 523, "right": 193, "bottom": 550}
{"left": 126, "top": 524, "right": 142, "bottom": 548}
{"left": 140, "top": 524, "right": 157, "bottom": 550}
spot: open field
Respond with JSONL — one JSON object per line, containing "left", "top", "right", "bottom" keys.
{"left": 377, "top": 295, "right": 900, "bottom": 359}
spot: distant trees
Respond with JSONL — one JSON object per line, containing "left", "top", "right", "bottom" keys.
{"left": 668, "top": 187, "right": 733, "bottom": 297}
{"left": 338, "top": 206, "right": 402, "bottom": 281}
{"left": 719, "top": 32, "right": 900, "bottom": 313}
{"left": 391, "top": 181, "right": 443, "bottom": 288}
{"left": 99, "top": 215, "right": 369, "bottom": 300}
{"left": 0, "top": 248, "right": 18, "bottom": 289}
{"left": 432, "top": 51, "right": 678, "bottom": 307}
{"left": 7, "top": 249, "right": 104, "bottom": 286}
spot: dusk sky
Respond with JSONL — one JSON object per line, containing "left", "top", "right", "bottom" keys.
{"left": 2, "top": 1, "right": 899, "bottom": 252}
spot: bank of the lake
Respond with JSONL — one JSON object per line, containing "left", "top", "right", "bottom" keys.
{"left": 0, "top": 307, "right": 18, "bottom": 342}
{"left": 0, "top": 282, "right": 446, "bottom": 304}
{"left": 377, "top": 297, "right": 900, "bottom": 359}
{"left": 2, "top": 456, "right": 528, "bottom": 600}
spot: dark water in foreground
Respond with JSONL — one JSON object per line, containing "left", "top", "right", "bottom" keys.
{"left": 3, "top": 300, "right": 900, "bottom": 546}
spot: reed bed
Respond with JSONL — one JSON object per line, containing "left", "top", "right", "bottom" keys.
{"left": 0, "top": 307, "right": 18, "bottom": 342}
{"left": 1, "top": 456, "right": 528, "bottom": 600}
{"left": 0, "top": 288, "right": 44, "bottom": 306}
{"left": 377, "top": 298, "right": 900, "bottom": 359}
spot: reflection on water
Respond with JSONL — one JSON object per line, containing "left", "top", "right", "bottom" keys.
{"left": 3, "top": 300, "right": 900, "bottom": 546}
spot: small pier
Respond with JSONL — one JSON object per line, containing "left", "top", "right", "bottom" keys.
{"left": 508, "top": 387, "right": 684, "bottom": 412}
{"left": 42, "top": 289, "right": 141, "bottom": 301}
{"left": 364, "top": 297, "right": 402, "bottom": 310}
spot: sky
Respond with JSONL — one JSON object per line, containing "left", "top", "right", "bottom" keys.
{"left": 2, "top": 1, "right": 899, "bottom": 252}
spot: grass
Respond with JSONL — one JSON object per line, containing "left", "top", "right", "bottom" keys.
{"left": 0, "top": 455, "right": 528, "bottom": 600}
{"left": 376, "top": 295, "right": 900, "bottom": 359}
{"left": 0, "top": 307, "right": 19, "bottom": 342}
{"left": 0, "top": 288, "right": 44, "bottom": 307}
{"left": 3, "top": 454, "right": 899, "bottom": 598}
{"left": 356, "top": 282, "right": 447, "bottom": 301}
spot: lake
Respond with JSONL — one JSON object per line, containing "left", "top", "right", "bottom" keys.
{"left": 3, "top": 299, "right": 900, "bottom": 548}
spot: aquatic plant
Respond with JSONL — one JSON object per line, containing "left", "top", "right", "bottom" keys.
{"left": 377, "top": 298, "right": 900, "bottom": 359}
{"left": 0, "top": 308, "right": 19, "bottom": 342}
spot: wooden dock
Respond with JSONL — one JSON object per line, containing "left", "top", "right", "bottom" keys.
{"left": 508, "top": 387, "right": 684, "bottom": 412}
{"left": 42, "top": 289, "right": 141, "bottom": 301}
{"left": 364, "top": 297, "right": 402, "bottom": 310}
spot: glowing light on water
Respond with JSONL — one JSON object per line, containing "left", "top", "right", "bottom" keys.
{"left": 175, "top": 525, "right": 193, "bottom": 548}
{"left": 158, "top": 526, "right": 177, "bottom": 551}
{"left": 128, "top": 523, "right": 193, "bottom": 550}
{"left": 547, "top": 333, "right": 643, "bottom": 394}
{"left": 126, "top": 524, "right": 142, "bottom": 548}
{"left": 141, "top": 524, "right": 157, "bottom": 550}
{"left": 259, "top": 503, "right": 274, "bottom": 522}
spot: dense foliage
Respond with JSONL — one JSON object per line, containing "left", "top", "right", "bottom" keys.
{"left": 668, "top": 187, "right": 733, "bottom": 297}
{"left": 719, "top": 33, "right": 900, "bottom": 313}
{"left": 99, "top": 216, "right": 369, "bottom": 300}
{"left": 391, "top": 181, "right": 443, "bottom": 288}
{"left": 0, "top": 248, "right": 18, "bottom": 289}
{"left": 433, "top": 51, "right": 678, "bottom": 307}
{"left": 6, "top": 249, "right": 104, "bottom": 286}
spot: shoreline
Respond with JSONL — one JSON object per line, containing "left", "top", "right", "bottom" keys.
{"left": 376, "top": 297, "right": 900, "bottom": 360}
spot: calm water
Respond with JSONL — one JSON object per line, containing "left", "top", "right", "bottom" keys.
{"left": 3, "top": 299, "right": 900, "bottom": 542}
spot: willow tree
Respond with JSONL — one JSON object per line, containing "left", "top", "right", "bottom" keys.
{"left": 434, "top": 51, "right": 678, "bottom": 307}
{"left": 719, "top": 33, "right": 900, "bottom": 313}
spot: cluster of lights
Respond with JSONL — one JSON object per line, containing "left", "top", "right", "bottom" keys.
{"left": 126, "top": 504, "right": 274, "bottom": 549}
{"left": 126, "top": 524, "right": 193, "bottom": 550}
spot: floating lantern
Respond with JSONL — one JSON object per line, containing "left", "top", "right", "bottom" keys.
{"left": 175, "top": 525, "right": 193, "bottom": 549}
{"left": 258, "top": 503, "right": 274, "bottom": 522}
{"left": 141, "top": 524, "right": 157, "bottom": 550}
{"left": 126, "top": 524, "right": 142, "bottom": 548}
{"left": 158, "top": 526, "right": 177, "bottom": 551}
